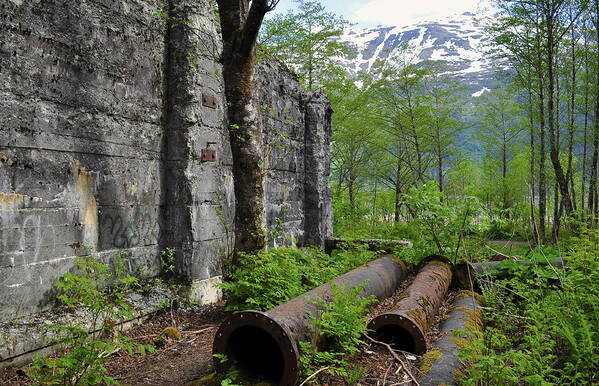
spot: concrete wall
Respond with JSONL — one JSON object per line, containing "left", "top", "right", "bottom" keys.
{"left": 0, "top": 0, "right": 332, "bottom": 334}
{"left": 0, "top": 0, "right": 169, "bottom": 323}
{"left": 258, "top": 61, "right": 333, "bottom": 249}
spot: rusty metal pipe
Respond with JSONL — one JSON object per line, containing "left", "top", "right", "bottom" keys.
{"left": 367, "top": 256, "right": 453, "bottom": 355}
{"left": 419, "top": 291, "right": 483, "bottom": 386}
{"left": 213, "top": 255, "right": 408, "bottom": 385}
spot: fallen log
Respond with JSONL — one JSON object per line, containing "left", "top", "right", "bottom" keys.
{"left": 418, "top": 291, "right": 483, "bottom": 386}
{"left": 469, "top": 257, "right": 566, "bottom": 276}
{"left": 212, "top": 255, "right": 409, "bottom": 385}
{"left": 367, "top": 256, "right": 453, "bottom": 355}
{"left": 454, "top": 257, "right": 566, "bottom": 290}
{"left": 324, "top": 237, "right": 413, "bottom": 254}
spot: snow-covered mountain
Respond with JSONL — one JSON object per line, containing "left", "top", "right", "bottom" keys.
{"left": 340, "top": 11, "right": 499, "bottom": 96}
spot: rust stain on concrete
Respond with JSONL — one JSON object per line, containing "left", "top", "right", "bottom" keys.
{"left": 0, "top": 193, "right": 42, "bottom": 207}
{"left": 72, "top": 160, "right": 98, "bottom": 249}
{"left": 0, "top": 152, "right": 11, "bottom": 167}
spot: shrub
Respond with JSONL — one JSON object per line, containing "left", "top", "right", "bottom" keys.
{"left": 299, "top": 283, "right": 376, "bottom": 379}
{"left": 220, "top": 248, "right": 307, "bottom": 311}
{"left": 30, "top": 254, "right": 154, "bottom": 385}
{"left": 221, "top": 245, "right": 378, "bottom": 312}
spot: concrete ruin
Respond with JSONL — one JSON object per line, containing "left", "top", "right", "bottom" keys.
{"left": 0, "top": 0, "right": 332, "bottom": 365}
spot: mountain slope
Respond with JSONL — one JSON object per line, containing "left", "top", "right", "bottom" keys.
{"left": 340, "top": 11, "right": 499, "bottom": 96}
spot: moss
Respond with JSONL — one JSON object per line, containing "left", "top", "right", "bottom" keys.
{"left": 153, "top": 336, "right": 166, "bottom": 348}
{"left": 395, "top": 292, "right": 410, "bottom": 303}
{"left": 427, "top": 260, "right": 452, "bottom": 275}
{"left": 454, "top": 368, "right": 467, "bottom": 383}
{"left": 386, "top": 255, "right": 408, "bottom": 271}
{"left": 162, "top": 326, "right": 182, "bottom": 340}
{"left": 186, "top": 372, "right": 219, "bottom": 385}
{"left": 455, "top": 290, "right": 484, "bottom": 305}
{"left": 448, "top": 336, "right": 469, "bottom": 349}
{"left": 406, "top": 308, "right": 427, "bottom": 329}
{"left": 419, "top": 348, "right": 443, "bottom": 374}
{"left": 418, "top": 296, "right": 431, "bottom": 308}
{"left": 454, "top": 306, "right": 484, "bottom": 331}
{"left": 186, "top": 371, "right": 272, "bottom": 386}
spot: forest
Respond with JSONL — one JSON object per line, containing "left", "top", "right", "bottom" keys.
{"left": 262, "top": 0, "right": 599, "bottom": 246}
{"left": 1, "top": 0, "right": 597, "bottom": 385}
{"left": 253, "top": 0, "right": 599, "bottom": 384}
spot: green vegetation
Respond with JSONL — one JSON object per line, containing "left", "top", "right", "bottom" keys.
{"left": 259, "top": 0, "right": 599, "bottom": 248}
{"left": 219, "top": 245, "right": 380, "bottom": 384}
{"left": 458, "top": 229, "right": 599, "bottom": 384}
{"left": 299, "top": 283, "right": 376, "bottom": 380}
{"left": 166, "top": 0, "right": 599, "bottom": 383}
{"left": 220, "top": 245, "right": 376, "bottom": 311}
{"left": 260, "top": 0, "right": 350, "bottom": 91}
{"left": 213, "top": 246, "right": 379, "bottom": 385}
{"left": 30, "top": 253, "right": 154, "bottom": 385}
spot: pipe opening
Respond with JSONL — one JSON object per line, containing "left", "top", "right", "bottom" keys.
{"left": 227, "top": 325, "right": 285, "bottom": 382}
{"left": 373, "top": 324, "right": 417, "bottom": 353}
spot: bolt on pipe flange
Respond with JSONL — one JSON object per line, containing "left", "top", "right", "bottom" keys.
{"left": 213, "top": 255, "right": 409, "bottom": 385}
{"left": 367, "top": 255, "right": 453, "bottom": 355}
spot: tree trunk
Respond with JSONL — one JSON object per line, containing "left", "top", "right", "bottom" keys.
{"left": 437, "top": 128, "right": 443, "bottom": 192}
{"left": 372, "top": 178, "right": 378, "bottom": 226}
{"left": 528, "top": 69, "right": 539, "bottom": 244}
{"left": 539, "top": 77, "right": 547, "bottom": 243}
{"left": 348, "top": 174, "right": 356, "bottom": 218}
{"left": 552, "top": 180, "right": 560, "bottom": 242}
{"left": 566, "top": 17, "right": 577, "bottom": 213}
{"left": 581, "top": 24, "right": 590, "bottom": 214}
{"left": 394, "top": 152, "right": 402, "bottom": 222}
{"left": 407, "top": 93, "right": 424, "bottom": 183}
{"left": 434, "top": 92, "right": 443, "bottom": 192}
{"left": 546, "top": 15, "right": 573, "bottom": 220}
{"left": 590, "top": 2, "right": 599, "bottom": 223}
{"left": 216, "top": 0, "right": 276, "bottom": 259}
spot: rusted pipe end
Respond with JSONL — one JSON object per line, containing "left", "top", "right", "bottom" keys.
{"left": 418, "top": 254, "right": 454, "bottom": 271}
{"left": 213, "top": 311, "right": 300, "bottom": 385}
{"left": 381, "top": 254, "right": 410, "bottom": 270}
{"left": 367, "top": 312, "right": 427, "bottom": 354}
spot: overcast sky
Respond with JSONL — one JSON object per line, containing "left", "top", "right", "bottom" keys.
{"left": 271, "top": 0, "right": 493, "bottom": 27}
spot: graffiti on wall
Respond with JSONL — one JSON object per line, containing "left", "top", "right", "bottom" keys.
{"left": 100, "top": 212, "right": 159, "bottom": 249}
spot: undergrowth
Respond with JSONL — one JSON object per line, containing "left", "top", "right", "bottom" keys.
{"left": 299, "top": 283, "right": 375, "bottom": 383}
{"left": 458, "top": 229, "right": 599, "bottom": 385}
{"left": 220, "top": 244, "right": 377, "bottom": 311}
{"left": 30, "top": 253, "right": 154, "bottom": 385}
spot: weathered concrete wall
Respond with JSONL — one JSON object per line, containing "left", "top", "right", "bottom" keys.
{"left": 303, "top": 93, "right": 333, "bottom": 248}
{"left": 259, "top": 60, "right": 306, "bottom": 247}
{"left": 0, "top": 0, "right": 332, "bottom": 342}
{"left": 258, "top": 61, "right": 333, "bottom": 248}
{"left": 0, "top": 0, "right": 168, "bottom": 323}
{"left": 159, "top": 0, "right": 235, "bottom": 303}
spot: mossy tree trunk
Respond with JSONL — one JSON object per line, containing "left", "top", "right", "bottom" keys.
{"left": 215, "top": 0, "right": 279, "bottom": 261}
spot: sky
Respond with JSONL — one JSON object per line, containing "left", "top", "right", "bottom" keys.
{"left": 271, "top": 0, "right": 493, "bottom": 28}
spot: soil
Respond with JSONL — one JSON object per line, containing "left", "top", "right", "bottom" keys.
{"left": 104, "top": 303, "right": 228, "bottom": 385}
{"left": 0, "top": 303, "right": 229, "bottom": 386}
{"left": 0, "top": 277, "right": 459, "bottom": 386}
